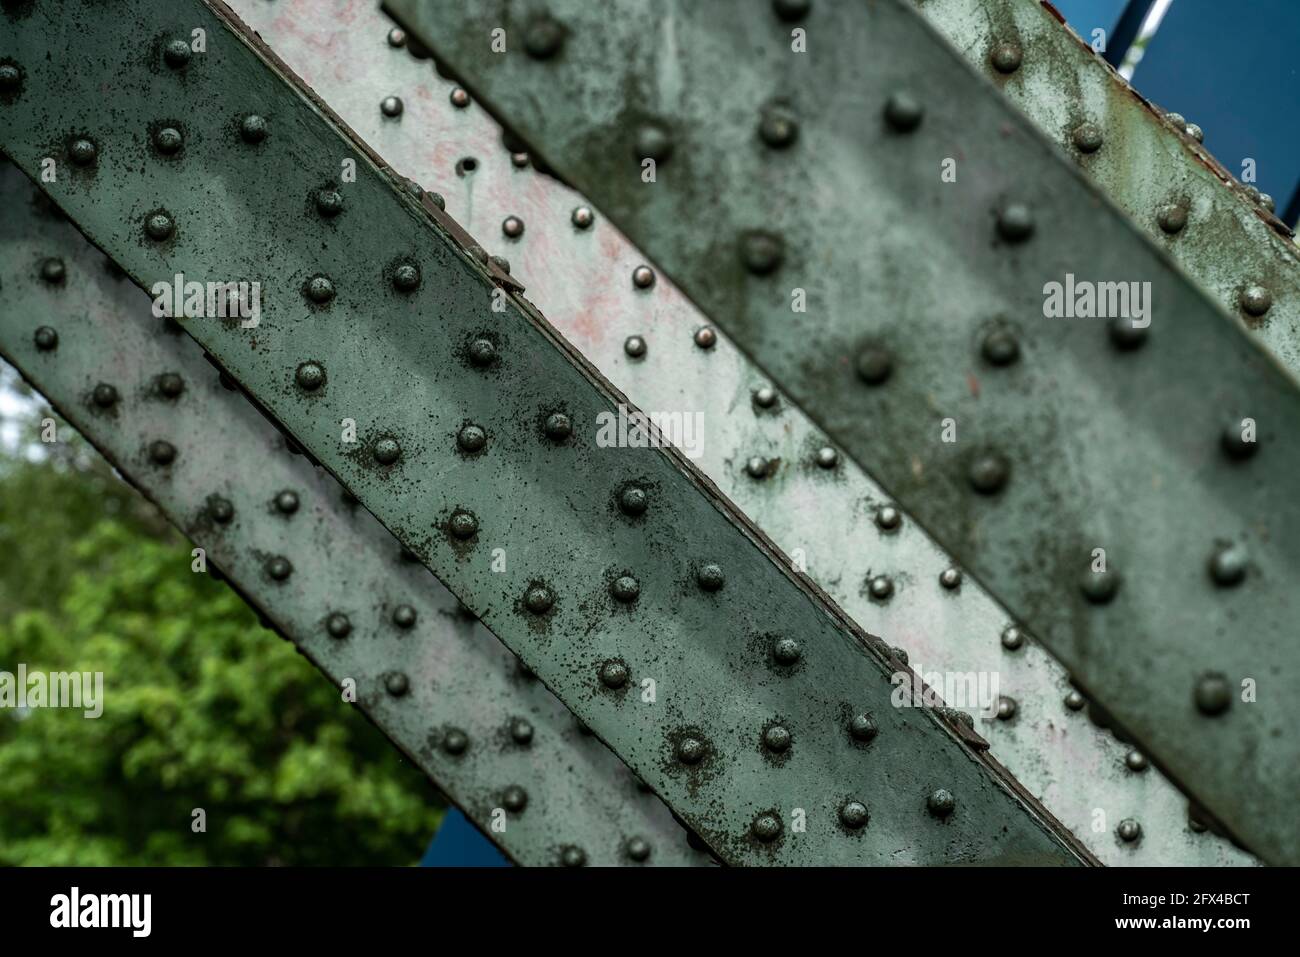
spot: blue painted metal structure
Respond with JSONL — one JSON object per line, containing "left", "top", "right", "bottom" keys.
{"left": 420, "top": 811, "right": 512, "bottom": 868}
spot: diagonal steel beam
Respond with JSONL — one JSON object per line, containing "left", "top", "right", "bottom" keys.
{"left": 0, "top": 162, "right": 698, "bottom": 868}
{"left": 385, "top": 0, "right": 1300, "bottom": 863}
{"left": 0, "top": 0, "right": 1091, "bottom": 864}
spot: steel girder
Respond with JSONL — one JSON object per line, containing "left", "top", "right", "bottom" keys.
{"left": 0, "top": 0, "right": 1093, "bottom": 865}
{"left": 384, "top": 0, "right": 1300, "bottom": 863}
{"left": 0, "top": 163, "right": 699, "bottom": 867}
{"left": 229, "top": 0, "right": 1254, "bottom": 865}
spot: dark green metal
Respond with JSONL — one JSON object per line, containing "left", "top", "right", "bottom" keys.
{"left": 0, "top": 0, "right": 1091, "bottom": 864}
{"left": 0, "top": 163, "right": 698, "bottom": 867}
{"left": 385, "top": 0, "right": 1300, "bottom": 863}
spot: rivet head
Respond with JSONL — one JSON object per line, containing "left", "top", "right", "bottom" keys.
{"left": 751, "top": 813, "right": 782, "bottom": 842}
{"left": 855, "top": 347, "right": 892, "bottom": 385}
{"left": 239, "top": 115, "right": 267, "bottom": 144}
{"left": 927, "top": 788, "right": 956, "bottom": 817}
{"left": 839, "top": 801, "right": 869, "bottom": 829}
{"left": 387, "top": 27, "right": 406, "bottom": 47}
{"left": 883, "top": 92, "right": 924, "bottom": 132}
{"left": 875, "top": 505, "right": 901, "bottom": 532}
{"left": 1109, "top": 316, "right": 1148, "bottom": 350}
{"left": 1185, "top": 122, "right": 1204, "bottom": 142}
{"left": 148, "top": 439, "right": 176, "bottom": 466}
{"left": 380, "top": 95, "right": 404, "bottom": 118}
{"left": 849, "top": 713, "right": 879, "bottom": 742}
{"left": 1125, "top": 750, "right": 1148, "bottom": 772}
{"left": 745, "top": 455, "right": 771, "bottom": 479}
{"left": 815, "top": 446, "right": 838, "bottom": 469}
{"left": 694, "top": 326, "right": 717, "bottom": 349}
{"left": 154, "top": 126, "right": 183, "bottom": 154}
{"left": 990, "top": 40, "right": 1023, "bottom": 73}
{"left": 1071, "top": 122, "right": 1103, "bottom": 153}
{"left": 144, "top": 212, "right": 175, "bottom": 241}
{"left": 490, "top": 254, "right": 511, "bottom": 275}
{"left": 1157, "top": 203, "right": 1187, "bottom": 234}
{"left": 392, "top": 605, "right": 417, "bottom": 629}
{"left": 996, "top": 696, "right": 1018, "bottom": 721}
{"left": 502, "top": 784, "right": 528, "bottom": 812}
{"left": 40, "top": 258, "right": 66, "bottom": 284}
{"left": 373, "top": 437, "right": 401, "bottom": 465}
{"left": 427, "top": 191, "right": 446, "bottom": 210}
{"left": 524, "top": 585, "right": 554, "bottom": 615}
{"left": 571, "top": 206, "right": 595, "bottom": 229}
{"left": 696, "top": 563, "right": 725, "bottom": 592}
{"left": 1001, "top": 624, "right": 1025, "bottom": 650}
{"left": 449, "top": 510, "right": 478, "bottom": 540}
{"left": 772, "top": 636, "right": 801, "bottom": 665}
{"left": 511, "top": 152, "right": 529, "bottom": 168}
{"left": 543, "top": 413, "right": 572, "bottom": 441}
{"left": 163, "top": 39, "right": 192, "bottom": 69}
{"left": 468, "top": 338, "right": 497, "bottom": 367}
{"left": 753, "top": 385, "right": 777, "bottom": 409}
{"left": 502, "top": 215, "right": 525, "bottom": 239}
{"left": 1064, "top": 689, "right": 1086, "bottom": 711}
{"left": 676, "top": 736, "right": 706, "bottom": 765}
{"left": 385, "top": 672, "right": 410, "bottom": 697}
{"left": 1208, "top": 544, "right": 1247, "bottom": 587}
{"left": 308, "top": 187, "right": 343, "bottom": 219}
{"left": 443, "top": 729, "right": 469, "bottom": 755}
{"left": 1165, "top": 111, "right": 1186, "bottom": 128}
{"left": 266, "top": 556, "right": 292, "bottom": 581}
{"left": 158, "top": 372, "right": 184, "bottom": 398}
{"left": 449, "top": 87, "right": 470, "bottom": 109}
{"left": 457, "top": 423, "right": 487, "bottom": 453}
{"left": 599, "top": 660, "right": 629, "bottom": 688}
{"left": 560, "top": 846, "right": 587, "bottom": 867}
{"left": 524, "top": 16, "right": 566, "bottom": 58}
{"left": 625, "top": 837, "right": 651, "bottom": 862}
{"left": 390, "top": 263, "right": 420, "bottom": 292}
{"left": 510, "top": 718, "right": 534, "bottom": 745}
{"left": 758, "top": 106, "right": 799, "bottom": 149}
{"left": 610, "top": 575, "right": 640, "bottom": 603}
{"left": 772, "top": 0, "right": 812, "bottom": 22}
{"left": 1080, "top": 567, "right": 1121, "bottom": 604}
{"left": 208, "top": 496, "right": 234, "bottom": 524}
{"left": 634, "top": 123, "right": 673, "bottom": 163}
{"left": 868, "top": 575, "right": 894, "bottom": 601}
{"left": 1259, "top": 193, "right": 1276, "bottom": 213}
{"left": 1220, "top": 422, "right": 1257, "bottom": 460}
{"left": 762, "top": 724, "right": 792, "bottom": 753}
{"left": 982, "top": 327, "right": 1020, "bottom": 366}
{"left": 305, "top": 275, "right": 336, "bottom": 303}
{"left": 0, "top": 63, "right": 21, "bottom": 91}
{"left": 274, "top": 490, "right": 299, "bottom": 514}
{"left": 632, "top": 265, "right": 656, "bottom": 289}
{"left": 1117, "top": 818, "right": 1142, "bottom": 843}
{"left": 1194, "top": 672, "right": 1231, "bottom": 716}
{"left": 996, "top": 203, "right": 1034, "bottom": 242}
{"left": 326, "top": 612, "right": 351, "bottom": 639}
{"left": 295, "top": 362, "right": 326, "bottom": 391}
{"left": 741, "top": 231, "right": 784, "bottom": 275}
{"left": 894, "top": 646, "right": 909, "bottom": 666}
{"left": 624, "top": 335, "right": 647, "bottom": 359}
{"left": 939, "top": 567, "right": 962, "bottom": 589}
{"left": 619, "top": 486, "right": 648, "bottom": 516}
{"left": 92, "top": 383, "right": 119, "bottom": 408}
{"left": 968, "top": 450, "right": 1010, "bottom": 494}
{"left": 69, "top": 138, "right": 97, "bottom": 166}
{"left": 1240, "top": 284, "right": 1272, "bottom": 317}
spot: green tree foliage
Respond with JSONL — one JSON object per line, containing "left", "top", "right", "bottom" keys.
{"left": 0, "top": 401, "right": 442, "bottom": 865}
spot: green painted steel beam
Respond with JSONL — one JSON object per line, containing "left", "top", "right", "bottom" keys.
{"left": 384, "top": 0, "right": 1300, "bottom": 863}
{"left": 0, "top": 0, "right": 1091, "bottom": 864}
{"left": 0, "top": 162, "right": 700, "bottom": 867}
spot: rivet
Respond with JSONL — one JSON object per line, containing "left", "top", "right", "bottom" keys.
{"left": 1188, "top": 805, "right": 1208, "bottom": 833}
{"left": 772, "top": 636, "right": 801, "bottom": 665}
{"left": 875, "top": 505, "right": 901, "bottom": 532}
{"left": 468, "top": 338, "right": 497, "bottom": 367}
{"left": 599, "top": 660, "right": 629, "bottom": 688}
{"left": 758, "top": 106, "right": 799, "bottom": 149}
{"left": 543, "top": 413, "right": 572, "bottom": 441}
{"left": 1220, "top": 422, "right": 1257, "bottom": 461}
{"left": 571, "top": 206, "right": 595, "bottom": 229}
{"left": 849, "top": 713, "right": 879, "bottom": 742}
{"left": 163, "top": 39, "right": 192, "bottom": 69}
{"left": 741, "top": 231, "right": 784, "bottom": 275}
{"left": 153, "top": 126, "right": 183, "bottom": 154}
{"left": 982, "top": 327, "right": 1020, "bottom": 365}
{"left": 634, "top": 123, "right": 673, "bottom": 163}
{"left": 502, "top": 215, "right": 525, "bottom": 239}
{"left": 772, "top": 0, "right": 811, "bottom": 22}
{"left": 883, "top": 92, "right": 923, "bottom": 132}
{"left": 239, "top": 115, "right": 267, "bottom": 144}
{"left": 1208, "top": 543, "right": 1247, "bottom": 587}
{"left": 449, "top": 510, "right": 478, "bottom": 540}
{"left": 1064, "top": 689, "right": 1086, "bottom": 711}
{"left": 449, "top": 87, "right": 470, "bottom": 109}
{"left": 624, "top": 335, "right": 647, "bottom": 359}
{"left": 868, "top": 575, "right": 894, "bottom": 601}
{"left": 990, "top": 41, "right": 1022, "bottom": 73}
{"left": 457, "top": 423, "right": 487, "bottom": 453}
{"left": 632, "top": 265, "right": 656, "bottom": 289}
{"left": 386, "top": 262, "right": 420, "bottom": 293}
{"left": 676, "top": 736, "right": 706, "bottom": 764}
{"left": 745, "top": 456, "right": 771, "bottom": 479}
{"left": 560, "top": 846, "right": 587, "bottom": 867}
{"left": 510, "top": 718, "right": 534, "bottom": 745}
{"left": 385, "top": 672, "right": 410, "bottom": 697}
{"left": 274, "top": 490, "right": 299, "bottom": 514}
{"left": 894, "top": 646, "right": 909, "bottom": 665}
{"left": 1165, "top": 111, "right": 1186, "bottom": 128}
{"left": 92, "top": 383, "right": 119, "bottom": 408}
{"left": 1072, "top": 122, "right": 1103, "bottom": 153}
{"left": 380, "top": 95, "right": 404, "bottom": 118}
{"left": 69, "top": 138, "right": 97, "bottom": 166}
{"left": 158, "top": 372, "right": 184, "bottom": 398}
{"left": 839, "top": 801, "right": 869, "bottom": 829}
{"left": 502, "top": 784, "right": 528, "bottom": 812}
{"left": 1001, "top": 624, "right": 1025, "bottom": 650}
{"left": 1080, "top": 567, "right": 1120, "bottom": 604}
{"left": 927, "top": 788, "right": 956, "bottom": 817}
{"left": 1260, "top": 193, "right": 1276, "bottom": 213}
{"left": 468, "top": 244, "right": 489, "bottom": 264}
{"left": 209, "top": 496, "right": 234, "bottom": 524}
{"left": 524, "top": 584, "right": 554, "bottom": 615}
{"left": 392, "top": 605, "right": 417, "bottom": 629}
{"left": 968, "top": 450, "right": 1010, "bottom": 494}
{"left": 511, "top": 152, "right": 529, "bottom": 168}
{"left": 443, "top": 729, "right": 469, "bottom": 755}
{"left": 387, "top": 27, "right": 406, "bottom": 47}
{"left": 996, "top": 203, "right": 1034, "bottom": 242}
{"left": 762, "top": 724, "right": 791, "bottom": 753}
{"left": 304, "top": 275, "right": 338, "bottom": 304}
{"left": 1194, "top": 672, "right": 1231, "bottom": 716}
{"left": 40, "top": 258, "right": 66, "bottom": 284}
{"left": 524, "top": 16, "right": 565, "bottom": 59}
{"left": 619, "top": 485, "right": 648, "bottom": 516}
{"left": 751, "top": 813, "right": 782, "bottom": 842}
{"left": 1109, "top": 316, "right": 1148, "bottom": 350}
{"left": 753, "top": 385, "right": 777, "bottom": 408}
{"left": 996, "top": 696, "right": 1017, "bottom": 720}
{"left": 266, "top": 556, "right": 292, "bottom": 581}
{"left": 939, "top": 567, "right": 962, "bottom": 589}
{"left": 373, "top": 437, "right": 401, "bottom": 465}
{"left": 326, "top": 612, "right": 351, "bottom": 639}
{"left": 815, "top": 446, "right": 838, "bottom": 469}
{"left": 0, "top": 63, "right": 22, "bottom": 91}
{"left": 1125, "top": 750, "right": 1148, "bottom": 772}
{"left": 1240, "top": 284, "right": 1272, "bottom": 317}
{"left": 427, "top": 191, "right": 446, "bottom": 210}
{"left": 148, "top": 439, "right": 176, "bottom": 466}
{"left": 144, "top": 211, "right": 174, "bottom": 241}
{"left": 1186, "top": 123, "right": 1203, "bottom": 142}
{"left": 490, "top": 254, "right": 511, "bottom": 275}
{"left": 855, "top": 346, "right": 892, "bottom": 385}
{"left": 1117, "top": 818, "right": 1142, "bottom": 843}
{"left": 1154, "top": 203, "right": 1188, "bottom": 236}
{"left": 295, "top": 361, "right": 326, "bottom": 391}
{"left": 625, "top": 837, "right": 651, "bottom": 862}
{"left": 610, "top": 575, "right": 640, "bottom": 603}
{"left": 694, "top": 326, "right": 717, "bottom": 349}
{"left": 696, "top": 563, "right": 725, "bottom": 592}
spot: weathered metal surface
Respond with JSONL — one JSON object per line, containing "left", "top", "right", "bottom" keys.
{"left": 0, "top": 0, "right": 1093, "bottom": 864}
{"left": 0, "top": 162, "right": 699, "bottom": 868}
{"left": 231, "top": 0, "right": 1252, "bottom": 865}
{"left": 387, "top": 0, "right": 1300, "bottom": 863}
